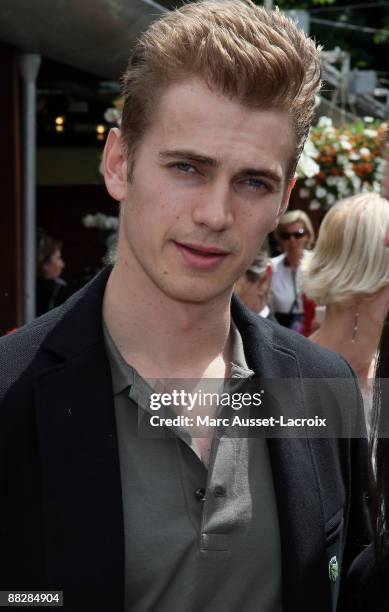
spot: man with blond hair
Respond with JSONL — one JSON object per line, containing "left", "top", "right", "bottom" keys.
{"left": 0, "top": 2, "right": 366, "bottom": 611}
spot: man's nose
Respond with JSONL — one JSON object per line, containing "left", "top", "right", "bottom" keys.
{"left": 191, "top": 180, "right": 234, "bottom": 232}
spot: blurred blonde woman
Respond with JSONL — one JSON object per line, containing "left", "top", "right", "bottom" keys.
{"left": 303, "top": 192, "right": 389, "bottom": 427}
{"left": 271, "top": 210, "right": 315, "bottom": 334}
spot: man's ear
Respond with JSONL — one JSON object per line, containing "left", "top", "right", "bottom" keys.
{"left": 103, "top": 128, "right": 128, "bottom": 202}
{"left": 270, "top": 175, "right": 297, "bottom": 231}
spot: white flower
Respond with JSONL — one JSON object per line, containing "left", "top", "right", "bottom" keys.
{"left": 326, "top": 193, "right": 336, "bottom": 205}
{"left": 318, "top": 116, "right": 333, "bottom": 128}
{"left": 326, "top": 176, "right": 336, "bottom": 187}
{"left": 374, "top": 158, "right": 387, "bottom": 180}
{"left": 315, "top": 186, "right": 327, "bottom": 199}
{"left": 83, "top": 214, "right": 95, "bottom": 228}
{"left": 297, "top": 152, "right": 320, "bottom": 178}
{"left": 105, "top": 217, "right": 119, "bottom": 230}
{"left": 323, "top": 126, "right": 335, "bottom": 135}
{"left": 303, "top": 138, "right": 319, "bottom": 159}
{"left": 336, "top": 177, "right": 348, "bottom": 195}
{"left": 104, "top": 108, "right": 122, "bottom": 124}
{"left": 82, "top": 213, "right": 119, "bottom": 231}
{"left": 304, "top": 178, "right": 316, "bottom": 187}
{"left": 364, "top": 129, "right": 377, "bottom": 138}
{"left": 340, "top": 140, "right": 352, "bottom": 151}
{"left": 351, "top": 176, "right": 361, "bottom": 190}
{"left": 349, "top": 153, "right": 360, "bottom": 161}
{"left": 374, "top": 158, "right": 387, "bottom": 182}
{"left": 299, "top": 188, "right": 310, "bottom": 198}
{"left": 359, "top": 147, "right": 371, "bottom": 157}
{"left": 96, "top": 213, "right": 108, "bottom": 229}
{"left": 344, "top": 168, "right": 356, "bottom": 178}
{"left": 336, "top": 154, "right": 348, "bottom": 166}
{"left": 309, "top": 200, "right": 321, "bottom": 210}
{"left": 363, "top": 116, "right": 374, "bottom": 123}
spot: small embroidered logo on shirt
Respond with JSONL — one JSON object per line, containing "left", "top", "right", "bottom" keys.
{"left": 328, "top": 556, "right": 338, "bottom": 582}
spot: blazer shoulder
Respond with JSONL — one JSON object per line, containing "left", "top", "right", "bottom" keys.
{"left": 0, "top": 310, "right": 62, "bottom": 403}
{"left": 0, "top": 282, "right": 90, "bottom": 403}
{"left": 261, "top": 316, "right": 355, "bottom": 378}
{"left": 232, "top": 294, "right": 354, "bottom": 379}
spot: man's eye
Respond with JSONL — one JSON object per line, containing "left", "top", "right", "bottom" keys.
{"left": 174, "top": 162, "right": 196, "bottom": 173}
{"left": 243, "top": 178, "right": 269, "bottom": 191}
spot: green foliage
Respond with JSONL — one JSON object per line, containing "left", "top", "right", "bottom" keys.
{"left": 275, "top": 0, "right": 335, "bottom": 7}
{"left": 374, "top": 31, "right": 389, "bottom": 45}
{"left": 254, "top": 0, "right": 389, "bottom": 75}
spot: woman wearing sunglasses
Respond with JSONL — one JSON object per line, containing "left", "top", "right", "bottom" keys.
{"left": 303, "top": 192, "right": 389, "bottom": 432}
{"left": 271, "top": 210, "right": 315, "bottom": 334}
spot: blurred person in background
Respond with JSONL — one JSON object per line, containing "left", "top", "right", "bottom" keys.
{"left": 235, "top": 244, "right": 274, "bottom": 319}
{"left": 346, "top": 312, "right": 389, "bottom": 610}
{"left": 303, "top": 193, "right": 389, "bottom": 430}
{"left": 270, "top": 210, "right": 315, "bottom": 334}
{"left": 36, "top": 235, "right": 69, "bottom": 316}
{"left": 346, "top": 133, "right": 389, "bottom": 611}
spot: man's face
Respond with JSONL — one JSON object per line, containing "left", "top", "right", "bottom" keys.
{"left": 106, "top": 78, "right": 296, "bottom": 304}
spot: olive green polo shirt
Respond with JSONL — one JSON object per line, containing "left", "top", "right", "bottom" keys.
{"left": 103, "top": 322, "right": 282, "bottom": 612}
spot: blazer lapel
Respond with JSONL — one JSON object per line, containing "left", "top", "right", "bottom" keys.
{"left": 268, "top": 434, "right": 331, "bottom": 612}
{"left": 33, "top": 268, "right": 124, "bottom": 611}
{"left": 232, "top": 296, "right": 331, "bottom": 612}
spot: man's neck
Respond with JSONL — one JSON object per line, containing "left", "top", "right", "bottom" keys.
{"left": 102, "top": 261, "right": 233, "bottom": 380}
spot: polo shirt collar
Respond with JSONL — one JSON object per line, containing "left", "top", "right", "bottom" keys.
{"left": 103, "top": 318, "right": 254, "bottom": 397}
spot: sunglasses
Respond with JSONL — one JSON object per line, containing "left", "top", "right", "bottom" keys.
{"left": 280, "top": 229, "right": 307, "bottom": 240}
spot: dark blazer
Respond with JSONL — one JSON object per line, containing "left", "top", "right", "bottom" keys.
{"left": 347, "top": 544, "right": 389, "bottom": 612}
{"left": 0, "top": 267, "right": 367, "bottom": 612}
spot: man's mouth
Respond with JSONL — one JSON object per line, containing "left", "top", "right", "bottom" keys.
{"left": 178, "top": 242, "right": 228, "bottom": 255}
{"left": 173, "top": 241, "right": 229, "bottom": 269}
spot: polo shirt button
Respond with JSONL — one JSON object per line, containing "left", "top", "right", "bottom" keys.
{"left": 214, "top": 485, "right": 226, "bottom": 497}
{"left": 194, "top": 487, "right": 206, "bottom": 502}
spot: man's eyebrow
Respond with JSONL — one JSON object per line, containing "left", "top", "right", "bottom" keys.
{"left": 239, "top": 167, "right": 283, "bottom": 185}
{"left": 159, "top": 149, "right": 283, "bottom": 184}
{"left": 158, "top": 149, "right": 220, "bottom": 167}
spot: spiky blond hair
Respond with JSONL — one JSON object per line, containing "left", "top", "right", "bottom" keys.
{"left": 121, "top": 0, "right": 321, "bottom": 177}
